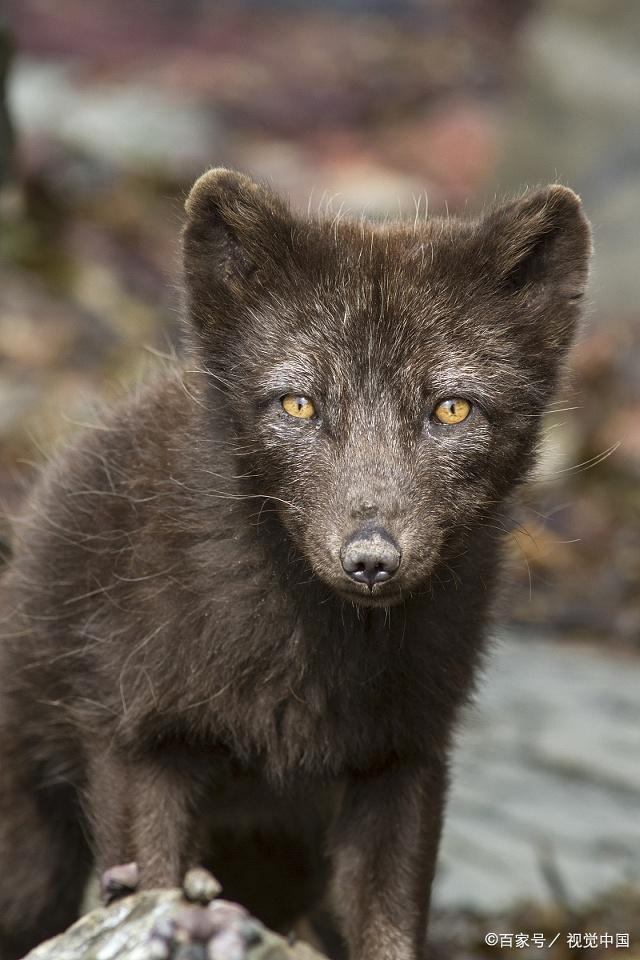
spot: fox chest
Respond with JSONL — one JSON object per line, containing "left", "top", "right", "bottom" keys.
{"left": 210, "top": 667, "right": 431, "bottom": 782}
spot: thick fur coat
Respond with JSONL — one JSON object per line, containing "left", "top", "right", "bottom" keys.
{"left": 0, "top": 171, "right": 591, "bottom": 960}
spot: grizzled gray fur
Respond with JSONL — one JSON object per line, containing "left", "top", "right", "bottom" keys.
{"left": 0, "top": 170, "right": 591, "bottom": 960}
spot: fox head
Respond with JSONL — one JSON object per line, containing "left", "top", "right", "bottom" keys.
{"left": 182, "top": 170, "right": 591, "bottom": 606}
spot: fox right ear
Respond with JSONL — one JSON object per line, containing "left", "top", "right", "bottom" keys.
{"left": 183, "top": 169, "right": 294, "bottom": 328}
{"left": 480, "top": 185, "right": 592, "bottom": 304}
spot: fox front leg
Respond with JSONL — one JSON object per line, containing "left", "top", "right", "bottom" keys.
{"left": 330, "top": 762, "right": 446, "bottom": 960}
{"left": 87, "top": 747, "right": 201, "bottom": 893}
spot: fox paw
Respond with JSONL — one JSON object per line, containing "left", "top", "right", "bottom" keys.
{"left": 182, "top": 867, "right": 222, "bottom": 905}
{"left": 100, "top": 861, "right": 140, "bottom": 905}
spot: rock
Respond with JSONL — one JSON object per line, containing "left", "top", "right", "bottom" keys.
{"left": 436, "top": 634, "right": 640, "bottom": 912}
{"left": 21, "top": 887, "right": 327, "bottom": 960}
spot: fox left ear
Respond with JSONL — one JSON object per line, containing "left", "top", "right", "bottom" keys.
{"left": 183, "top": 168, "right": 295, "bottom": 332}
{"left": 480, "top": 185, "right": 592, "bottom": 304}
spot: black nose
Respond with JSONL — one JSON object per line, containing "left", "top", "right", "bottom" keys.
{"left": 340, "top": 528, "right": 401, "bottom": 588}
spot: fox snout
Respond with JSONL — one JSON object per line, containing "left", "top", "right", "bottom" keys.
{"left": 340, "top": 527, "right": 402, "bottom": 588}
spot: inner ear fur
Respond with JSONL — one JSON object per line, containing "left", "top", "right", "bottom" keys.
{"left": 481, "top": 185, "right": 592, "bottom": 302}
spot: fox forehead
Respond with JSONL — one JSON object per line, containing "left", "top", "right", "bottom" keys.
{"left": 243, "top": 278, "right": 521, "bottom": 407}
{"left": 253, "top": 351, "right": 503, "bottom": 405}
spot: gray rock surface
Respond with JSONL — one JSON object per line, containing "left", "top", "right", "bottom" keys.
{"left": 436, "top": 635, "right": 640, "bottom": 911}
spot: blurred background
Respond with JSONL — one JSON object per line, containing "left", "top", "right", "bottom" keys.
{"left": 0, "top": 0, "right": 639, "bottom": 955}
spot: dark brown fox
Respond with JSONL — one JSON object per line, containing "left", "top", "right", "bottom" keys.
{"left": 0, "top": 171, "right": 591, "bottom": 960}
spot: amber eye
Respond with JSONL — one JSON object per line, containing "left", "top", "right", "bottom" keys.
{"left": 433, "top": 398, "right": 471, "bottom": 425}
{"left": 281, "top": 394, "right": 316, "bottom": 420}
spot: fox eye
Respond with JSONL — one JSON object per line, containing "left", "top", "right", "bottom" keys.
{"left": 281, "top": 394, "right": 316, "bottom": 420}
{"left": 433, "top": 398, "right": 471, "bottom": 425}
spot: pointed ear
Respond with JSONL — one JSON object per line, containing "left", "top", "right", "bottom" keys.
{"left": 480, "top": 185, "right": 592, "bottom": 303}
{"left": 182, "top": 168, "right": 295, "bottom": 329}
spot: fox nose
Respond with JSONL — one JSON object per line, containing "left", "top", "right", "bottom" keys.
{"left": 340, "top": 528, "right": 401, "bottom": 588}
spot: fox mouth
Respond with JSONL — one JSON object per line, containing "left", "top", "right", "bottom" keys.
{"left": 336, "top": 580, "right": 405, "bottom": 608}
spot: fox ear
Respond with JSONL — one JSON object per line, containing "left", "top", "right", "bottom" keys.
{"left": 480, "top": 185, "right": 592, "bottom": 303}
{"left": 183, "top": 169, "right": 294, "bottom": 327}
